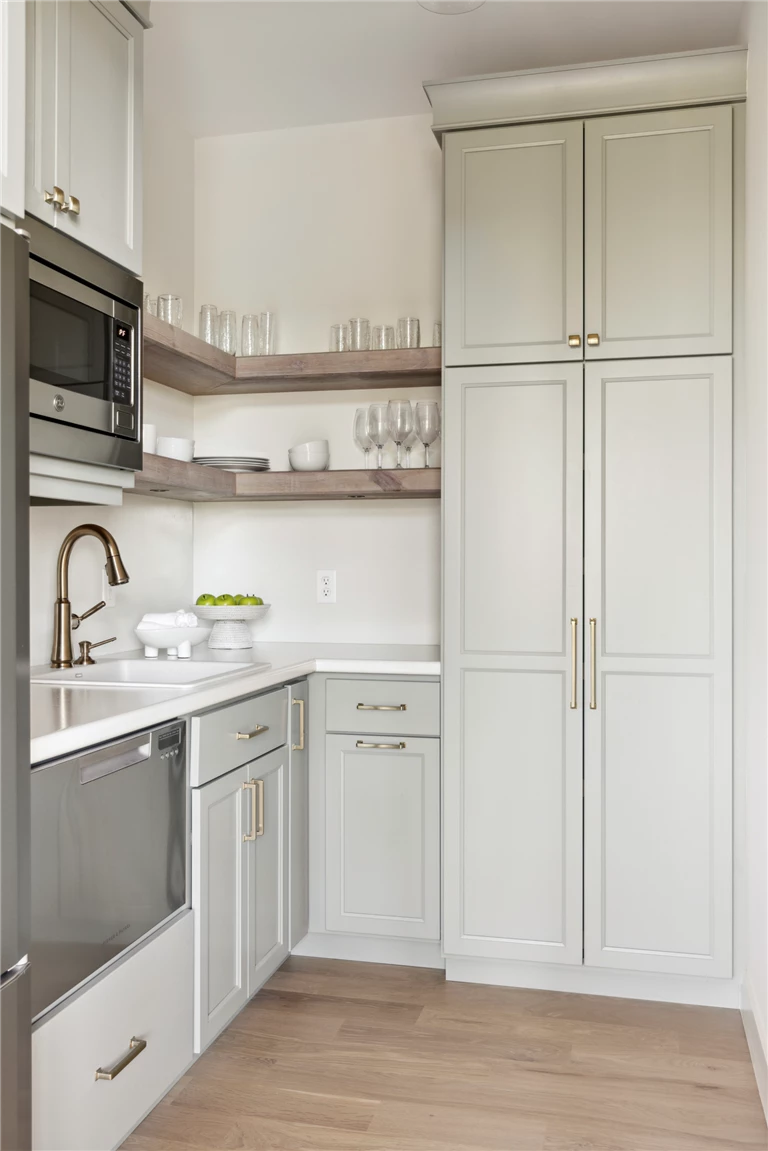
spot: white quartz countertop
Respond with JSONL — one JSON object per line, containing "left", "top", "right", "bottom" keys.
{"left": 30, "top": 643, "right": 440, "bottom": 765}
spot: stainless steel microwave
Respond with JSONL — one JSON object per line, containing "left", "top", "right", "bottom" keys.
{"left": 26, "top": 216, "right": 143, "bottom": 472}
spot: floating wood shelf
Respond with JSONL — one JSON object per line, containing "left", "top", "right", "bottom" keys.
{"left": 129, "top": 453, "right": 441, "bottom": 502}
{"left": 143, "top": 314, "right": 441, "bottom": 396}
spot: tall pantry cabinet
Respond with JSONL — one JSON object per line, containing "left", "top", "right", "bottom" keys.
{"left": 436, "top": 53, "right": 739, "bottom": 989}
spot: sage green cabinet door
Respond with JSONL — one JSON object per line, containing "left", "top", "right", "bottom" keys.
{"left": 585, "top": 105, "right": 732, "bottom": 358}
{"left": 444, "top": 121, "right": 584, "bottom": 366}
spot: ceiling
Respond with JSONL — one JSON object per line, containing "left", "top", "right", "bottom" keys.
{"left": 144, "top": 0, "right": 745, "bottom": 139}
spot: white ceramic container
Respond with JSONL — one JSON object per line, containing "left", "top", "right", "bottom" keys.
{"left": 288, "top": 440, "right": 329, "bottom": 471}
{"left": 156, "top": 436, "right": 195, "bottom": 463}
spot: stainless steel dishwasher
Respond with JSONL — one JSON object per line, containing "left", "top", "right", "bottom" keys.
{"left": 30, "top": 720, "right": 188, "bottom": 1019}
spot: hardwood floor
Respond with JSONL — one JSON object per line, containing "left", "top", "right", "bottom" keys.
{"left": 123, "top": 957, "right": 768, "bottom": 1151}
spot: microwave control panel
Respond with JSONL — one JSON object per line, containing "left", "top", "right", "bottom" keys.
{"left": 112, "top": 322, "right": 133, "bottom": 407}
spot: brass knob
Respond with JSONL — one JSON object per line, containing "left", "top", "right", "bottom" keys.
{"left": 568, "top": 334, "right": 581, "bottom": 348}
{"left": 61, "top": 194, "right": 80, "bottom": 216}
{"left": 44, "top": 186, "right": 65, "bottom": 210}
{"left": 587, "top": 333, "right": 600, "bottom": 346}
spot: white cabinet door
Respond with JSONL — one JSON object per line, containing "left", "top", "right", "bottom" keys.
{"left": 0, "top": 0, "right": 25, "bottom": 218}
{"left": 192, "top": 765, "right": 248, "bottom": 1053}
{"left": 584, "top": 358, "right": 732, "bottom": 977}
{"left": 585, "top": 106, "right": 732, "bottom": 358}
{"left": 325, "top": 734, "right": 440, "bottom": 940}
{"left": 444, "top": 120, "right": 583, "bottom": 366}
{"left": 289, "top": 682, "right": 309, "bottom": 950}
{"left": 443, "top": 364, "right": 583, "bottom": 964}
{"left": 26, "top": 0, "right": 143, "bottom": 273}
{"left": 246, "top": 746, "right": 289, "bottom": 995}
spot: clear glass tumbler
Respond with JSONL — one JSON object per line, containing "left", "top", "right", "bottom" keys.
{"left": 353, "top": 407, "right": 373, "bottom": 468}
{"left": 415, "top": 401, "right": 441, "bottom": 468}
{"left": 433, "top": 321, "right": 442, "bottom": 347}
{"left": 259, "top": 312, "right": 275, "bottom": 356}
{"left": 372, "top": 324, "right": 395, "bottom": 350}
{"left": 218, "top": 310, "right": 237, "bottom": 354}
{"left": 241, "top": 314, "right": 259, "bottom": 357}
{"left": 397, "top": 317, "right": 420, "bottom": 349}
{"left": 330, "top": 323, "right": 350, "bottom": 352}
{"left": 349, "top": 318, "right": 370, "bottom": 351}
{"left": 387, "top": 399, "right": 413, "bottom": 469}
{"left": 144, "top": 294, "right": 157, "bottom": 316}
{"left": 199, "top": 304, "right": 218, "bottom": 345}
{"left": 366, "top": 402, "right": 390, "bottom": 470}
{"left": 158, "top": 294, "right": 183, "bottom": 327}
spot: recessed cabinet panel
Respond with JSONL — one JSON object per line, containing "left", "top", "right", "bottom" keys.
{"left": 445, "top": 121, "right": 583, "bottom": 365}
{"left": 247, "top": 748, "right": 289, "bottom": 993}
{"left": 585, "top": 106, "right": 732, "bottom": 358}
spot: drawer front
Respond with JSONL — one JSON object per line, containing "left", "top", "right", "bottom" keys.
{"left": 326, "top": 678, "right": 440, "bottom": 737}
{"left": 32, "top": 912, "right": 193, "bottom": 1151}
{"left": 191, "top": 686, "right": 289, "bottom": 786}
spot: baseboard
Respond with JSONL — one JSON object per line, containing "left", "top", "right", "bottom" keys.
{"left": 292, "top": 931, "right": 445, "bottom": 969}
{"left": 741, "top": 980, "right": 768, "bottom": 1123}
{"left": 444, "top": 956, "right": 741, "bottom": 1007}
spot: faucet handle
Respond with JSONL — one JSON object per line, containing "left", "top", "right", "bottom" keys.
{"left": 71, "top": 600, "right": 106, "bottom": 631}
{"left": 74, "top": 637, "right": 116, "bottom": 665}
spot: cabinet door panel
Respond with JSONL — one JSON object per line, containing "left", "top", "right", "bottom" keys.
{"left": 325, "top": 735, "right": 440, "bottom": 940}
{"left": 584, "top": 358, "right": 732, "bottom": 977}
{"left": 585, "top": 106, "right": 732, "bottom": 358}
{"left": 445, "top": 121, "right": 583, "bottom": 365}
{"left": 289, "top": 682, "right": 309, "bottom": 950}
{"left": 247, "top": 747, "right": 289, "bottom": 994}
{"left": 443, "top": 364, "right": 583, "bottom": 964}
{"left": 25, "top": 0, "right": 58, "bottom": 226}
{"left": 1, "top": 0, "right": 25, "bottom": 218}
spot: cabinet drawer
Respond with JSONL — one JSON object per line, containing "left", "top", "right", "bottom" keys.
{"left": 326, "top": 678, "right": 439, "bottom": 737}
{"left": 32, "top": 912, "right": 193, "bottom": 1151}
{"left": 191, "top": 686, "right": 289, "bottom": 786}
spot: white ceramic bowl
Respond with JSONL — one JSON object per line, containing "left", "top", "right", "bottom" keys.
{"left": 156, "top": 436, "right": 195, "bottom": 463}
{"left": 289, "top": 440, "right": 329, "bottom": 471}
{"left": 194, "top": 604, "right": 270, "bottom": 622}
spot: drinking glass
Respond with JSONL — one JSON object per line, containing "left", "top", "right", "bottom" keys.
{"left": 218, "top": 310, "right": 237, "bottom": 354}
{"left": 349, "top": 318, "right": 370, "bottom": 351}
{"left": 259, "top": 311, "right": 275, "bottom": 356}
{"left": 433, "top": 321, "right": 442, "bottom": 347}
{"left": 144, "top": 294, "right": 157, "bottom": 316}
{"left": 199, "top": 304, "right": 218, "bottom": 345}
{"left": 372, "top": 324, "right": 395, "bottom": 350}
{"left": 353, "top": 407, "right": 373, "bottom": 468}
{"left": 387, "top": 399, "right": 413, "bottom": 470}
{"left": 330, "top": 323, "right": 350, "bottom": 352}
{"left": 241, "top": 314, "right": 259, "bottom": 357}
{"left": 415, "top": 401, "right": 441, "bottom": 468}
{"left": 366, "top": 402, "right": 389, "bottom": 470}
{"left": 158, "top": 294, "right": 183, "bottom": 327}
{"left": 397, "top": 317, "right": 420, "bottom": 349}
{"left": 404, "top": 429, "right": 419, "bottom": 469}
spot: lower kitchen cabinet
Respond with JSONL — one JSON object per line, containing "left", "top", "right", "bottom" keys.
{"left": 246, "top": 747, "right": 289, "bottom": 994}
{"left": 32, "top": 912, "right": 193, "bottom": 1151}
{"left": 325, "top": 734, "right": 440, "bottom": 940}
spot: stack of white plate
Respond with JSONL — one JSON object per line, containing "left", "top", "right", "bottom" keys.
{"left": 193, "top": 455, "right": 270, "bottom": 472}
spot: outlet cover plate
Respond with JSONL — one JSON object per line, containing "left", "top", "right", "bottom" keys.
{"left": 317, "top": 570, "right": 336, "bottom": 603}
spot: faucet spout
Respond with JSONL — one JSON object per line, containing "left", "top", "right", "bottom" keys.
{"left": 51, "top": 524, "right": 130, "bottom": 668}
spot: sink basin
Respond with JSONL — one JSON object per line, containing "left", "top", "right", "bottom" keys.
{"left": 31, "top": 659, "right": 263, "bottom": 689}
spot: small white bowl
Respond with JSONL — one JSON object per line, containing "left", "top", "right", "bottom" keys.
{"left": 156, "top": 436, "right": 195, "bottom": 463}
{"left": 289, "top": 440, "right": 329, "bottom": 471}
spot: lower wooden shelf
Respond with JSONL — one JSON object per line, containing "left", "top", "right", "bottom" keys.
{"left": 129, "top": 454, "right": 441, "bottom": 502}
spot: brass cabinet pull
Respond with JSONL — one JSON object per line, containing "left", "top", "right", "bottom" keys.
{"left": 589, "top": 618, "right": 597, "bottom": 710}
{"left": 235, "top": 724, "right": 268, "bottom": 740}
{"left": 44, "top": 186, "right": 65, "bottom": 209}
{"left": 587, "top": 333, "right": 600, "bottom": 346}
{"left": 62, "top": 194, "right": 80, "bottom": 215}
{"left": 356, "top": 703, "right": 407, "bottom": 711}
{"left": 255, "top": 778, "right": 264, "bottom": 836}
{"left": 570, "top": 618, "right": 578, "bottom": 710}
{"left": 356, "top": 740, "right": 406, "bottom": 750}
{"left": 568, "top": 334, "right": 581, "bottom": 347}
{"left": 243, "top": 780, "right": 257, "bottom": 841}
{"left": 292, "top": 697, "right": 305, "bottom": 751}
{"left": 95, "top": 1037, "right": 146, "bottom": 1081}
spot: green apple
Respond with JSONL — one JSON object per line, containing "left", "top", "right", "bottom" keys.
{"left": 196, "top": 593, "right": 215, "bottom": 606}
{"left": 215, "top": 593, "right": 235, "bottom": 606}
{"left": 233, "top": 595, "right": 244, "bottom": 605}
{"left": 239, "top": 594, "right": 262, "bottom": 606}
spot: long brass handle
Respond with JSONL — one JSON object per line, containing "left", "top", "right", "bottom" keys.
{"left": 71, "top": 600, "right": 106, "bottom": 630}
{"left": 589, "top": 618, "right": 597, "bottom": 710}
{"left": 95, "top": 1037, "right": 146, "bottom": 1081}
{"left": 292, "top": 697, "right": 305, "bottom": 751}
{"left": 235, "top": 724, "right": 268, "bottom": 740}
{"left": 570, "top": 618, "right": 578, "bottom": 710}
{"left": 356, "top": 703, "right": 407, "bottom": 712}
{"left": 587, "top": 333, "right": 600, "bottom": 346}
{"left": 243, "top": 780, "right": 257, "bottom": 841}
{"left": 255, "top": 778, "right": 264, "bottom": 836}
{"left": 356, "top": 741, "right": 406, "bottom": 750}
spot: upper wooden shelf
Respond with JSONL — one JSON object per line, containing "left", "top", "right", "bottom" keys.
{"left": 143, "top": 314, "right": 441, "bottom": 396}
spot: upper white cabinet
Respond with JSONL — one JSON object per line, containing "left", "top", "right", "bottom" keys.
{"left": 444, "top": 121, "right": 584, "bottom": 366}
{"left": 26, "top": 0, "right": 143, "bottom": 273}
{"left": 584, "top": 106, "right": 732, "bottom": 358}
{"left": 0, "top": 0, "right": 25, "bottom": 218}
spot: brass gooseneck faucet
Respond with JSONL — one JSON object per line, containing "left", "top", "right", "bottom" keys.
{"left": 51, "top": 524, "right": 129, "bottom": 669}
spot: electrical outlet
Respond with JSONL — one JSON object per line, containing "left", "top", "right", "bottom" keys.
{"left": 317, "top": 570, "right": 336, "bottom": 604}
{"left": 102, "top": 569, "right": 115, "bottom": 608}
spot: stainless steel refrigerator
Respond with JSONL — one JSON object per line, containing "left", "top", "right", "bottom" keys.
{"left": 0, "top": 219, "right": 31, "bottom": 1149}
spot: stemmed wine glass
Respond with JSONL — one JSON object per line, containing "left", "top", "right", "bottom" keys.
{"left": 353, "top": 407, "right": 373, "bottom": 468}
{"left": 366, "top": 403, "right": 390, "bottom": 470}
{"left": 387, "top": 399, "right": 413, "bottom": 470}
{"left": 415, "top": 401, "right": 441, "bottom": 468}
{"left": 404, "top": 429, "right": 418, "bottom": 469}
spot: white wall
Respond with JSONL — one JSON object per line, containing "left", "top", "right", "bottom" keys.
{"left": 142, "top": 87, "right": 195, "bottom": 317}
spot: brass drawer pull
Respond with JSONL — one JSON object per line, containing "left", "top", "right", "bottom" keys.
{"left": 44, "top": 186, "right": 65, "bottom": 209}
{"left": 568, "top": 334, "right": 581, "bottom": 347}
{"left": 587, "top": 333, "right": 600, "bottom": 346}
{"left": 356, "top": 703, "right": 407, "bottom": 711}
{"left": 95, "top": 1037, "right": 146, "bottom": 1081}
{"left": 570, "top": 617, "right": 578, "bottom": 710}
{"left": 243, "top": 780, "right": 257, "bottom": 841}
{"left": 589, "top": 618, "right": 597, "bottom": 710}
{"left": 235, "top": 725, "right": 268, "bottom": 740}
{"left": 292, "top": 697, "right": 305, "bottom": 751}
{"left": 62, "top": 193, "right": 80, "bottom": 215}
{"left": 356, "top": 740, "right": 406, "bottom": 750}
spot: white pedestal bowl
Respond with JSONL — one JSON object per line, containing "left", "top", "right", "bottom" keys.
{"left": 193, "top": 604, "right": 271, "bottom": 649}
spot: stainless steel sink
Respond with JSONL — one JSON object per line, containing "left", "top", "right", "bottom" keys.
{"left": 31, "top": 658, "right": 263, "bottom": 689}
